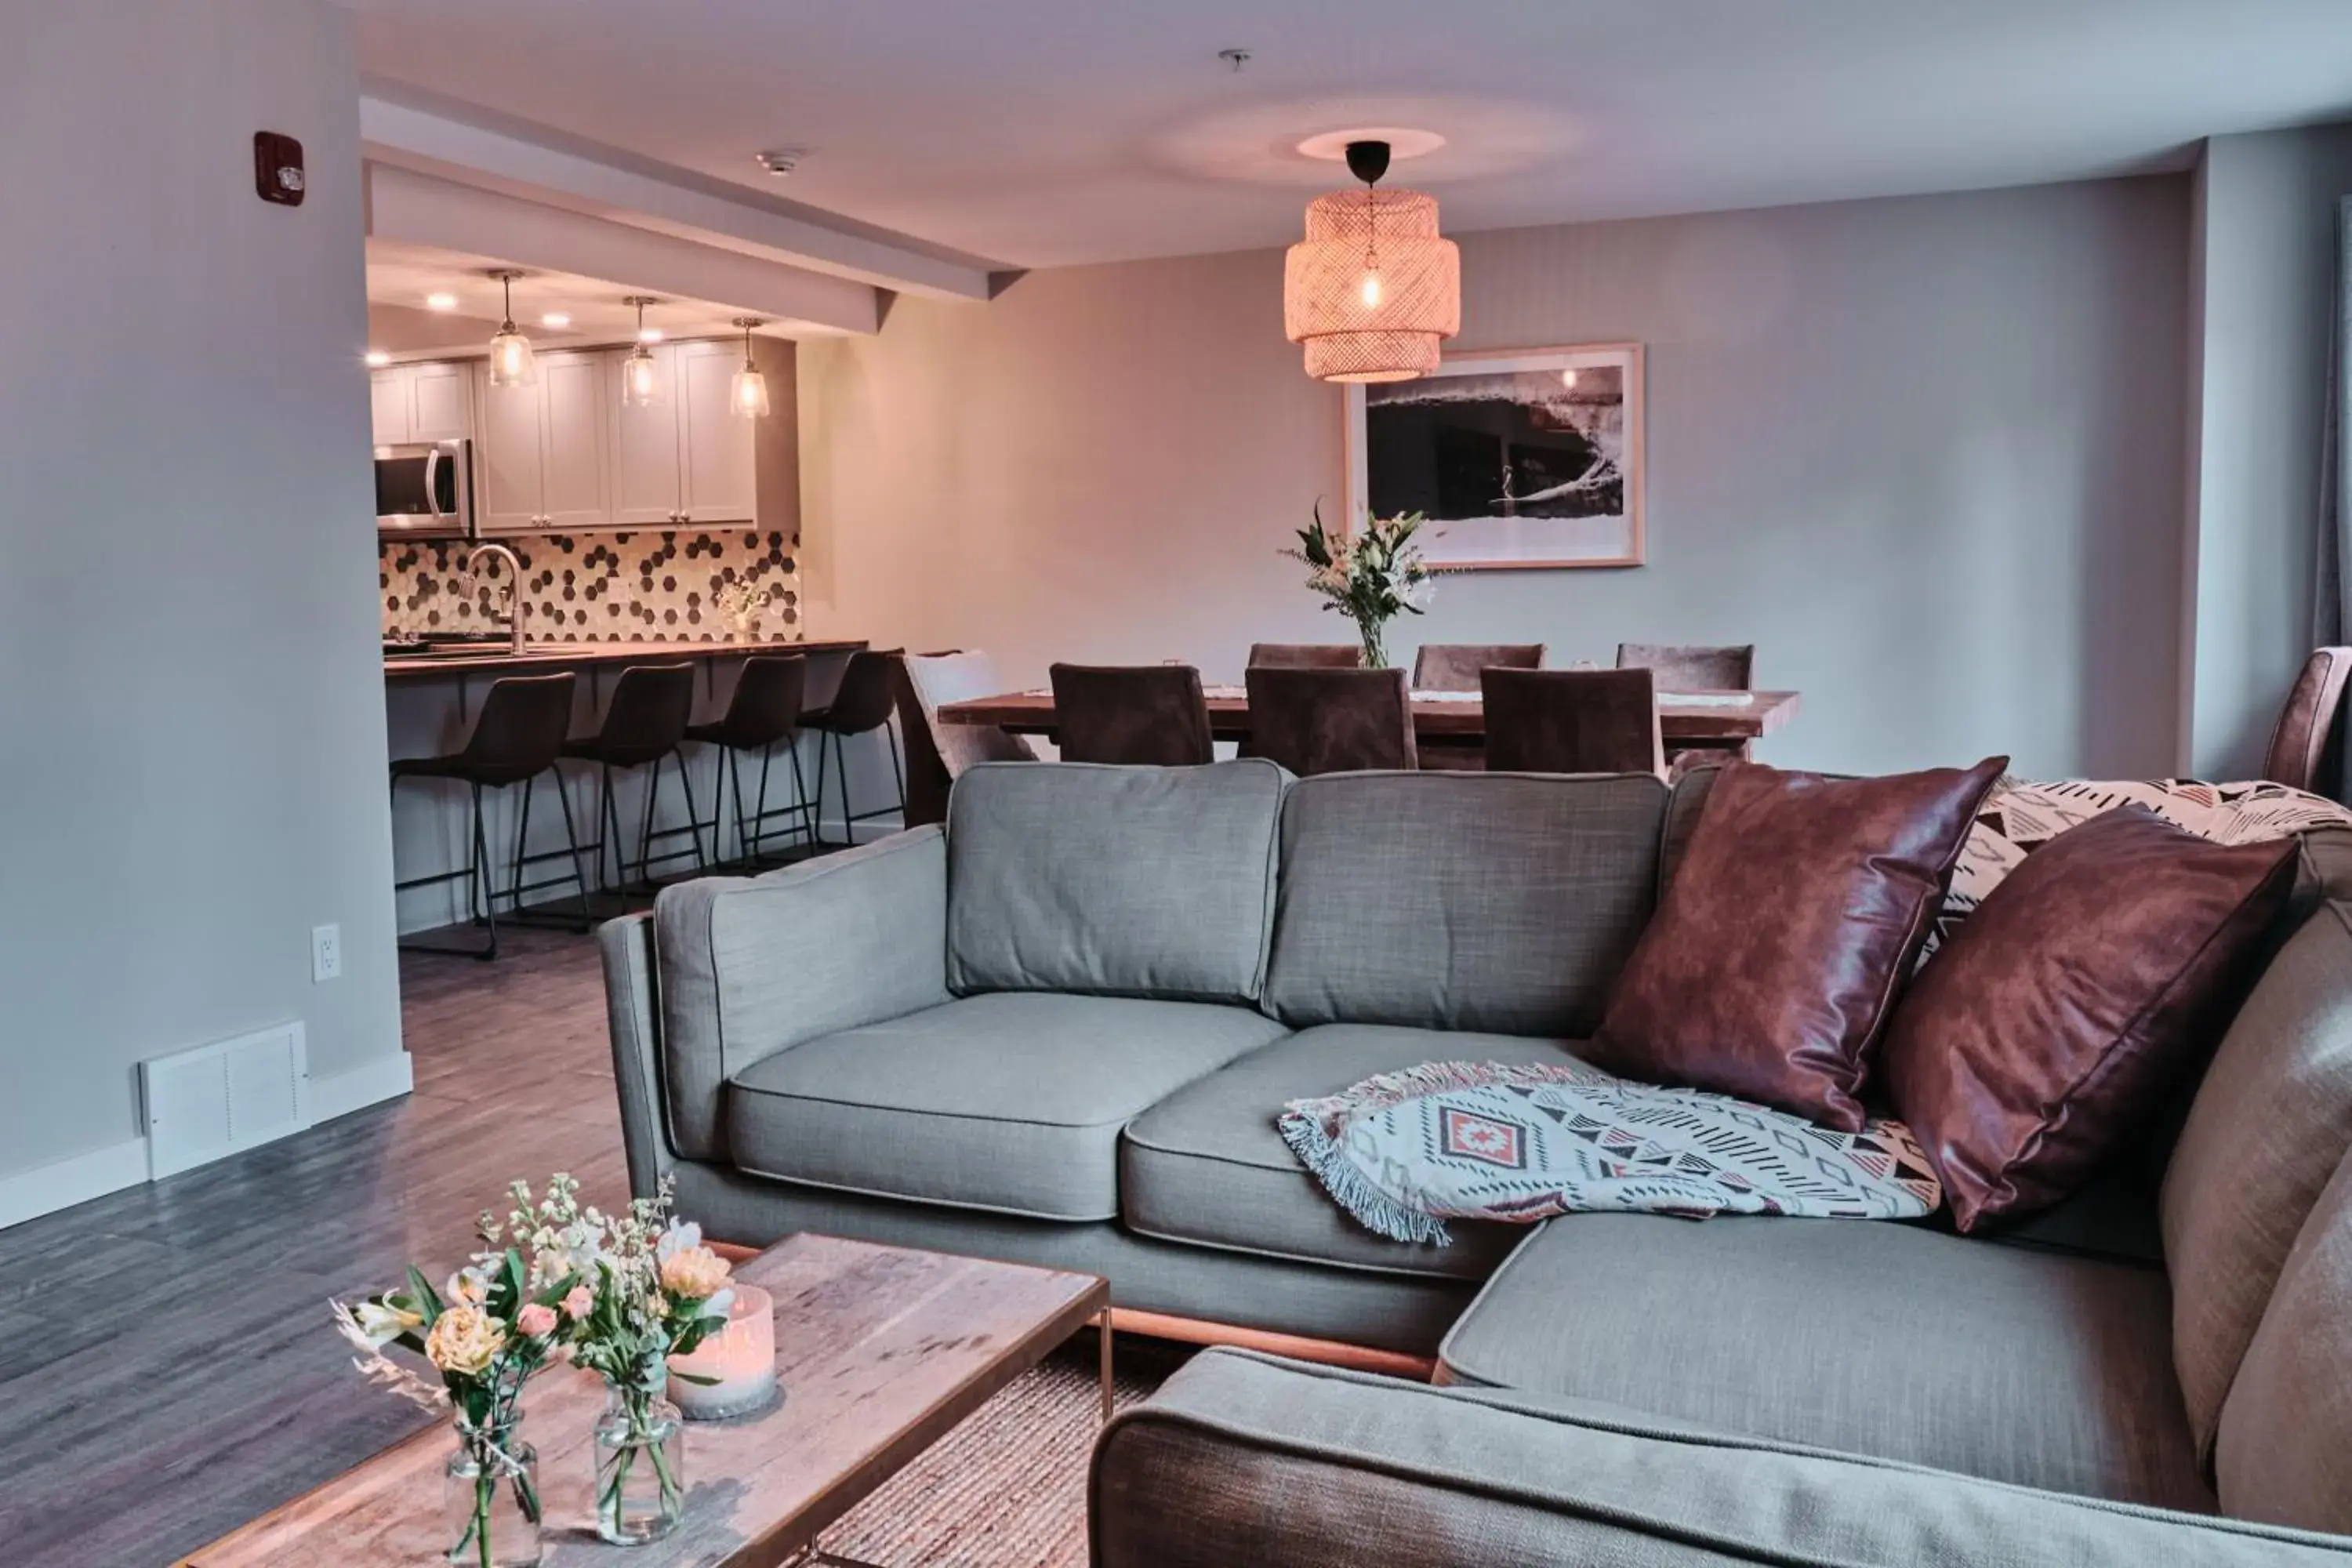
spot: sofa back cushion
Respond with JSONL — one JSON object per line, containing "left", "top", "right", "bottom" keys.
{"left": 2161, "top": 898, "right": 2352, "bottom": 1467}
{"left": 1262, "top": 772, "right": 1666, "bottom": 1036}
{"left": 946, "top": 760, "right": 1285, "bottom": 1003}
{"left": 653, "top": 827, "right": 952, "bottom": 1161}
{"left": 2214, "top": 1142, "right": 2352, "bottom": 1532}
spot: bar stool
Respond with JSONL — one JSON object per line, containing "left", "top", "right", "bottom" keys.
{"left": 802, "top": 648, "right": 906, "bottom": 849}
{"left": 561, "top": 662, "right": 706, "bottom": 899}
{"left": 685, "top": 654, "right": 815, "bottom": 869}
{"left": 391, "top": 672, "right": 590, "bottom": 960}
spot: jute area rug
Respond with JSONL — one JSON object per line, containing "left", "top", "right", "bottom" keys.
{"left": 819, "top": 1335, "right": 1179, "bottom": 1567}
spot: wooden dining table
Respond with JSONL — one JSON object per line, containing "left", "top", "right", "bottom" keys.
{"left": 936, "top": 683, "right": 1802, "bottom": 756}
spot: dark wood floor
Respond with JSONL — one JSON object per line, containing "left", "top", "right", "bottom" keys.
{"left": 0, "top": 924, "right": 633, "bottom": 1567}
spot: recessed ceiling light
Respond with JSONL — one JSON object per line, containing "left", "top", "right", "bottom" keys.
{"left": 365, "top": 349, "right": 391, "bottom": 368}
{"left": 424, "top": 291, "right": 459, "bottom": 312}
{"left": 754, "top": 147, "right": 809, "bottom": 176}
{"left": 539, "top": 311, "right": 572, "bottom": 329}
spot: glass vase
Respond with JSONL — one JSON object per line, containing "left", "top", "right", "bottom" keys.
{"left": 1358, "top": 621, "right": 1389, "bottom": 670}
{"left": 444, "top": 1417, "right": 542, "bottom": 1568}
{"left": 594, "top": 1370, "right": 687, "bottom": 1544}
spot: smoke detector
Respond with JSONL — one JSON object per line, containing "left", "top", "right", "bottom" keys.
{"left": 754, "top": 147, "right": 811, "bottom": 176}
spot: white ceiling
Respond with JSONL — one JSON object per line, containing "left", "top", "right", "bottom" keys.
{"left": 346, "top": 0, "right": 2352, "bottom": 270}
{"left": 364, "top": 238, "right": 779, "bottom": 355}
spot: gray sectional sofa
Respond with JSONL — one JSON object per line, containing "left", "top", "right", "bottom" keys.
{"left": 601, "top": 759, "right": 2352, "bottom": 1563}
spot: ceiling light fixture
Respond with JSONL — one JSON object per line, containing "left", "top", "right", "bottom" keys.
{"left": 365, "top": 349, "right": 391, "bottom": 368}
{"left": 1283, "top": 139, "right": 1460, "bottom": 383}
{"left": 730, "top": 318, "right": 769, "bottom": 419}
{"left": 540, "top": 311, "right": 573, "bottom": 329}
{"left": 619, "top": 297, "right": 662, "bottom": 408}
{"left": 754, "top": 148, "right": 808, "bottom": 176}
{"left": 637, "top": 325, "right": 665, "bottom": 344}
{"left": 485, "top": 268, "right": 535, "bottom": 389}
{"left": 424, "top": 291, "right": 459, "bottom": 312}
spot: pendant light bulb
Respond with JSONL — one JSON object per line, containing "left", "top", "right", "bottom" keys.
{"left": 485, "top": 270, "right": 536, "bottom": 389}
{"left": 1359, "top": 270, "right": 1383, "bottom": 308}
{"left": 619, "top": 297, "right": 662, "bottom": 408}
{"left": 730, "top": 317, "right": 770, "bottom": 419}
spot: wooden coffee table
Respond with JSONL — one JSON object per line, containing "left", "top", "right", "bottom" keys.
{"left": 178, "top": 1235, "right": 1111, "bottom": 1567}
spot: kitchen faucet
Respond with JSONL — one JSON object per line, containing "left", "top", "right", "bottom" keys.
{"left": 463, "top": 542, "right": 528, "bottom": 654}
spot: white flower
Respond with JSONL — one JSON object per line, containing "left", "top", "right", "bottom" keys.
{"left": 351, "top": 1299, "right": 423, "bottom": 1348}
{"left": 655, "top": 1221, "right": 704, "bottom": 1264}
{"left": 445, "top": 1266, "right": 490, "bottom": 1306}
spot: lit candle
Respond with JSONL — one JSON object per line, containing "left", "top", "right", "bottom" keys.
{"left": 667, "top": 1283, "right": 779, "bottom": 1421}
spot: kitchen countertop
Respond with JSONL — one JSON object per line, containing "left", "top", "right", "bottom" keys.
{"left": 383, "top": 637, "right": 867, "bottom": 679}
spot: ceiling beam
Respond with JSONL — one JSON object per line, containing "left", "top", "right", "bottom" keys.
{"left": 359, "top": 93, "right": 993, "bottom": 303}
{"left": 365, "top": 165, "right": 880, "bottom": 337}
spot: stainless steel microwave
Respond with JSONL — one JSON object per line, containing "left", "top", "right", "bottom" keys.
{"left": 374, "top": 439, "right": 477, "bottom": 537}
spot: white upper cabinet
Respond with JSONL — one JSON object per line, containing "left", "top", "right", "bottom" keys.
{"left": 474, "top": 352, "right": 611, "bottom": 532}
{"left": 369, "top": 368, "right": 409, "bottom": 447}
{"left": 676, "top": 339, "right": 757, "bottom": 524}
{"left": 406, "top": 362, "right": 472, "bottom": 444}
{"left": 608, "top": 344, "right": 684, "bottom": 526}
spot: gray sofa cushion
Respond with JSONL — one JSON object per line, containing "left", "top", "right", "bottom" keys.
{"left": 1093, "top": 1350, "right": 2352, "bottom": 1568}
{"left": 723, "top": 992, "right": 1286, "bottom": 1221}
{"left": 653, "top": 827, "right": 951, "bottom": 1161}
{"left": 2163, "top": 902, "right": 2352, "bottom": 1467}
{"left": 2218, "top": 1147, "right": 2352, "bottom": 1534}
{"left": 946, "top": 760, "right": 1285, "bottom": 1004}
{"left": 1439, "top": 1213, "right": 2210, "bottom": 1511}
{"left": 1262, "top": 773, "right": 1666, "bottom": 1036}
{"left": 1121, "top": 1023, "right": 1582, "bottom": 1279}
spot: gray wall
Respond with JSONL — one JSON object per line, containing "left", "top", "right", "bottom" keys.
{"left": 2184, "top": 124, "right": 2352, "bottom": 776}
{"left": 801, "top": 176, "right": 2190, "bottom": 777}
{"left": 0, "top": 1, "right": 405, "bottom": 1185}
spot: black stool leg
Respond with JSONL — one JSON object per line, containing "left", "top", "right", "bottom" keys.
{"left": 601, "top": 762, "right": 626, "bottom": 896}
{"left": 787, "top": 742, "right": 814, "bottom": 851}
{"left": 885, "top": 721, "right": 908, "bottom": 818}
{"left": 673, "top": 749, "right": 709, "bottom": 873}
{"left": 509, "top": 774, "right": 535, "bottom": 916}
{"left": 830, "top": 731, "right": 853, "bottom": 848}
{"left": 550, "top": 767, "right": 593, "bottom": 931}
{"left": 470, "top": 782, "right": 499, "bottom": 962}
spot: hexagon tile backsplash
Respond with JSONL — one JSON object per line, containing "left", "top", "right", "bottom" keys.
{"left": 381, "top": 530, "right": 803, "bottom": 643}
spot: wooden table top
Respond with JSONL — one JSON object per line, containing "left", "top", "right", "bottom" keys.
{"left": 179, "top": 1235, "right": 1108, "bottom": 1567}
{"left": 938, "top": 684, "right": 1802, "bottom": 742}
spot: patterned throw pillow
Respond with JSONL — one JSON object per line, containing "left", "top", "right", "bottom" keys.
{"left": 1919, "top": 779, "right": 2352, "bottom": 966}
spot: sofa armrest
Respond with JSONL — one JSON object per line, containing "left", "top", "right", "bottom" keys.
{"left": 645, "top": 826, "right": 951, "bottom": 1163}
{"left": 599, "top": 910, "right": 674, "bottom": 1200}
{"left": 1090, "top": 1350, "right": 2352, "bottom": 1567}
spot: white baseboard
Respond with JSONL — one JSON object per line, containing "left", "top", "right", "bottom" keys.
{"left": 0, "top": 1050, "right": 416, "bottom": 1232}
{"left": 0, "top": 1136, "right": 151, "bottom": 1232}
{"left": 312, "top": 1049, "right": 416, "bottom": 1124}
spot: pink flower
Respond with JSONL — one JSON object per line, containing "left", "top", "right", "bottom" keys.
{"left": 561, "top": 1285, "right": 593, "bottom": 1320}
{"left": 515, "top": 1302, "right": 558, "bottom": 1338}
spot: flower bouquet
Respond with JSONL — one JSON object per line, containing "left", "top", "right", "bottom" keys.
{"left": 331, "top": 1186, "right": 584, "bottom": 1568}
{"left": 535, "top": 1177, "right": 735, "bottom": 1544}
{"left": 1280, "top": 506, "right": 1437, "bottom": 670}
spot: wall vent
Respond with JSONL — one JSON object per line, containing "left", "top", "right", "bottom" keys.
{"left": 140, "top": 1022, "right": 311, "bottom": 1180}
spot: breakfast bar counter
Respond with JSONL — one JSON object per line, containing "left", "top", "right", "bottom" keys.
{"left": 384, "top": 637, "right": 867, "bottom": 679}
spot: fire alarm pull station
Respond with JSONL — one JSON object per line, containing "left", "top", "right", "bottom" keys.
{"left": 254, "top": 131, "right": 305, "bottom": 206}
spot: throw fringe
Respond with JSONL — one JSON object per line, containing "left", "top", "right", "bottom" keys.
{"left": 1276, "top": 1104, "right": 1454, "bottom": 1247}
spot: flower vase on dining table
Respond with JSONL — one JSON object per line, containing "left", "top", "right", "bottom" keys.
{"left": 445, "top": 1413, "right": 543, "bottom": 1568}
{"left": 1282, "top": 505, "right": 1435, "bottom": 672}
{"left": 593, "top": 1362, "right": 686, "bottom": 1544}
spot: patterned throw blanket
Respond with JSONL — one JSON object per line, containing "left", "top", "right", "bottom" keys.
{"left": 1279, "top": 1061, "right": 1941, "bottom": 1247}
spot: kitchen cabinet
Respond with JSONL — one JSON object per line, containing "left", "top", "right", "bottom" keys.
{"left": 676, "top": 339, "right": 757, "bottom": 524}
{"left": 608, "top": 344, "right": 684, "bottom": 526}
{"left": 474, "top": 351, "right": 611, "bottom": 532}
{"left": 369, "top": 361, "right": 473, "bottom": 448}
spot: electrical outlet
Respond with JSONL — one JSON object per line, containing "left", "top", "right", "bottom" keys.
{"left": 311, "top": 924, "right": 342, "bottom": 983}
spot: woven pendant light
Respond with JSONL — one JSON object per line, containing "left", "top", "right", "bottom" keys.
{"left": 1283, "top": 140, "right": 1460, "bottom": 383}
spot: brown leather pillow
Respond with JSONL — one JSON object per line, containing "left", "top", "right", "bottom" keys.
{"left": 1590, "top": 756, "right": 2006, "bottom": 1131}
{"left": 1882, "top": 804, "right": 2295, "bottom": 1232}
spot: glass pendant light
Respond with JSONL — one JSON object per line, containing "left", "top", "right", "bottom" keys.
{"left": 619, "top": 296, "right": 662, "bottom": 408}
{"left": 730, "top": 317, "right": 770, "bottom": 419}
{"left": 485, "top": 269, "right": 536, "bottom": 388}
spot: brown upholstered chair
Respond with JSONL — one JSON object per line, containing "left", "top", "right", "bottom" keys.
{"left": 1616, "top": 642, "right": 1755, "bottom": 691}
{"left": 2263, "top": 646, "right": 2352, "bottom": 797}
{"left": 1482, "top": 667, "right": 1664, "bottom": 776}
{"left": 1247, "top": 642, "right": 1363, "bottom": 670}
{"left": 897, "top": 650, "right": 1037, "bottom": 826}
{"left": 1050, "top": 663, "right": 1214, "bottom": 766}
{"left": 1244, "top": 666, "right": 1417, "bottom": 775}
{"left": 1411, "top": 643, "right": 1546, "bottom": 692}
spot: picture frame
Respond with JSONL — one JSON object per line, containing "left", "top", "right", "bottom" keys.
{"left": 1343, "top": 342, "right": 1646, "bottom": 570}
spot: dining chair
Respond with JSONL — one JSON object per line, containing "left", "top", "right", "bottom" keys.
{"left": 899, "top": 650, "right": 1039, "bottom": 823}
{"left": 1247, "top": 642, "right": 1363, "bottom": 670}
{"left": 1412, "top": 643, "right": 1547, "bottom": 691}
{"left": 1482, "top": 667, "right": 1664, "bottom": 776}
{"left": 1616, "top": 642, "right": 1755, "bottom": 691}
{"left": 1244, "top": 666, "right": 1417, "bottom": 775}
{"left": 2262, "top": 646, "right": 2352, "bottom": 798}
{"left": 1049, "top": 663, "right": 1215, "bottom": 765}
